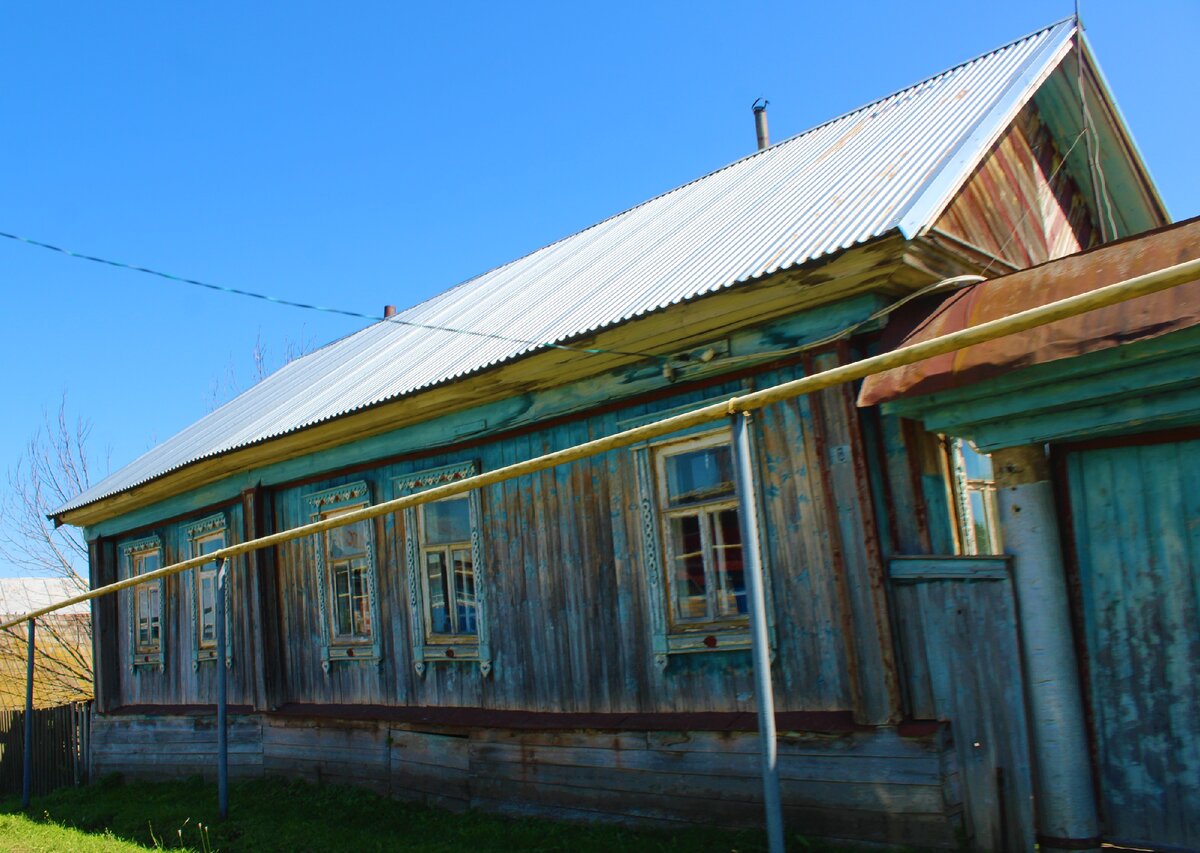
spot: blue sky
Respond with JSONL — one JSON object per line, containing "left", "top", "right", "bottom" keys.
{"left": 0, "top": 1, "right": 1195, "bottom": 567}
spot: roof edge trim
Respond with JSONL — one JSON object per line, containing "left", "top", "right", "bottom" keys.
{"left": 896, "top": 18, "right": 1077, "bottom": 239}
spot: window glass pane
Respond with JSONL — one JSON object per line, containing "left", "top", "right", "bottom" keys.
{"left": 332, "top": 563, "right": 353, "bottom": 636}
{"left": 669, "top": 514, "right": 708, "bottom": 620}
{"left": 139, "top": 552, "right": 161, "bottom": 575}
{"left": 710, "top": 508, "right": 746, "bottom": 617}
{"left": 425, "top": 550, "right": 451, "bottom": 634}
{"left": 452, "top": 547, "right": 477, "bottom": 635}
{"left": 665, "top": 446, "right": 735, "bottom": 508}
{"left": 327, "top": 519, "right": 370, "bottom": 560}
{"left": 350, "top": 563, "right": 371, "bottom": 635}
{"left": 423, "top": 498, "right": 472, "bottom": 546}
{"left": 961, "top": 441, "right": 993, "bottom": 481}
{"left": 199, "top": 573, "right": 216, "bottom": 646}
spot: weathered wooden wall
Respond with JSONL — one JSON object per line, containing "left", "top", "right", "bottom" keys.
{"left": 932, "top": 104, "right": 1098, "bottom": 270}
{"left": 889, "top": 558, "right": 1034, "bottom": 853}
{"left": 1063, "top": 437, "right": 1200, "bottom": 851}
{"left": 111, "top": 502, "right": 255, "bottom": 709}
{"left": 91, "top": 711, "right": 963, "bottom": 848}
{"left": 259, "top": 365, "right": 899, "bottom": 721}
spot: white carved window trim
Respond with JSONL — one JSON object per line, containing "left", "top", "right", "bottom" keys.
{"left": 182, "top": 513, "right": 232, "bottom": 670}
{"left": 946, "top": 437, "right": 1003, "bottom": 556}
{"left": 305, "top": 481, "right": 382, "bottom": 672}
{"left": 123, "top": 535, "right": 165, "bottom": 672}
{"left": 393, "top": 462, "right": 491, "bottom": 677}
{"left": 633, "top": 426, "right": 776, "bottom": 670}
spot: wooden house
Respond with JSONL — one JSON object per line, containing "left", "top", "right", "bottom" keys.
{"left": 52, "top": 19, "right": 1170, "bottom": 851}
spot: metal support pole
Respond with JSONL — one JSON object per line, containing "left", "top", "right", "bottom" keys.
{"left": 215, "top": 556, "right": 229, "bottom": 820}
{"left": 731, "top": 412, "right": 784, "bottom": 853}
{"left": 22, "top": 619, "right": 35, "bottom": 809}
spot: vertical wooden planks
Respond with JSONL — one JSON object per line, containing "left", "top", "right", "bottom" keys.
{"left": 889, "top": 563, "right": 1035, "bottom": 852}
{"left": 1064, "top": 439, "right": 1200, "bottom": 850}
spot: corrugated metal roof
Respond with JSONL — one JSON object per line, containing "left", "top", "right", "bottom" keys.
{"left": 0, "top": 578, "right": 90, "bottom": 617}
{"left": 58, "top": 19, "right": 1078, "bottom": 518}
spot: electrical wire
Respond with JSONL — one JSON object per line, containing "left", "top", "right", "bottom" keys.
{"left": 0, "top": 229, "right": 663, "bottom": 361}
{"left": 980, "top": 128, "right": 1087, "bottom": 278}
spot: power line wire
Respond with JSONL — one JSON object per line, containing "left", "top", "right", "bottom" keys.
{"left": 0, "top": 229, "right": 662, "bottom": 360}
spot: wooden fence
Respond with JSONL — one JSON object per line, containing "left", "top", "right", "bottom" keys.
{"left": 0, "top": 701, "right": 90, "bottom": 797}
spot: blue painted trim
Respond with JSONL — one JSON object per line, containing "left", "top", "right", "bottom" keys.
{"left": 121, "top": 535, "right": 164, "bottom": 672}
{"left": 392, "top": 461, "right": 491, "bottom": 677}
{"left": 896, "top": 19, "right": 1076, "bottom": 239}
{"left": 884, "top": 328, "right": 1200, "bottom": 449}
{"left": 304, "top": 481, "right": 382, "bottom": 671}
{"left": 889, "top": 555, "right": 1011, "bottom": 581}
{"left": 180, "top": 512, "right": 232, "bottom": 671}
{"left": 83, "top": 294, "right": 890, "bottom": 541}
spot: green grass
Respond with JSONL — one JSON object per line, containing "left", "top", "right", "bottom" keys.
{"left": 0, "top": 776, "right": 862, "bottom": 852}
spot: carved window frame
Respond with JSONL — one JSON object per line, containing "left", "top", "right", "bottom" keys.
{"left": 946, "top": 437, "right": 1003, "bottom": 556}
{"left": 182, "top": 512, "right": 232, "bottom": 670}
{"left": 633, "top": 425, "right": 776, "bottom": 670}
{"left": 305, "top": 481, "right": 382, "bottom": 672}
{"left": 393, "top": 462, "right": 490, "bottom": 677}
{"left": 123, "top": 535, "right": 165, "bottom": 672}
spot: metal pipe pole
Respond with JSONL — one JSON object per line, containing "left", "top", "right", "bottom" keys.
{"left": 731, "top": 412, "right": 784, "bottom": 853}
{"left": 215, "top": 556, "right": 229, "bottom": 820}
{"left": 22, "top": 619, "right": 35, "bottom": 809}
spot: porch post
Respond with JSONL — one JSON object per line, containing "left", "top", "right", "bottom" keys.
{"left": 993, "top": 444, "right": 1100, "bottom": 852}
{"left": 731, "top": 411, "right": 785, "bottom": 853}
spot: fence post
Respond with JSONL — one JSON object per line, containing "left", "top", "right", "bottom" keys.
{"left": 216, "top": 556, "right": 229, "bottom": 819}
{"left": 22, "top": 619, "right": 35, "bottom": 809}
{"left": 731, "top": 412, "right": 784, "bottom": 853}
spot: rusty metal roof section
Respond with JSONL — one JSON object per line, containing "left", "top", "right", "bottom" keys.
{"left": 59, "top": 19, "right": 1083, "bottom": 518}
{"left": 858, "top": 217, "right": 1200, "bottom": 408}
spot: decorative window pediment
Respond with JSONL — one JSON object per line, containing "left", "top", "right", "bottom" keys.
{"left": 393, "top": 462, "right": 491, "bottom": 677}
{"left": 182, "top": 513, "right": 232, "bottom": 670}
{"left": 306, "top": 481, "right": 382, "bottom": 672}
{"left": 122, "top": 535, "right": 165, "bottom": 672}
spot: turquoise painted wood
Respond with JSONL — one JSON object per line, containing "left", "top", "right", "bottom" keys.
{"left": 883, "top": 326, "right": 1200, "bottom": 452}
{"left": 85, "top": 293, "right": 890, "bottom": 541}
{"left": 1064, "top": 438, "right": 1200, "bottom": 850}
{"left": 889, "top": 560, "right": 1035, "bottom": 852}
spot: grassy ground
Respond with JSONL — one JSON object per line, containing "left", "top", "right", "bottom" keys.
{"left": 0, "top": 775, "right": 859, "bottom": 852}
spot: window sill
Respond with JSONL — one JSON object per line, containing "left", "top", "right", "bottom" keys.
{"left": 132, "top": 653, "right": 163, "bottom": 672}
{"left": 324, "top": 644, "right": 380, "bottom": 667}
{"left": 415, "top": 644, "right": 490, "bottom": 677}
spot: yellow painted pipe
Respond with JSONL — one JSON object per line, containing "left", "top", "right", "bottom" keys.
{"left": 4, "top": 254, "right": 1199, "bottom": 632}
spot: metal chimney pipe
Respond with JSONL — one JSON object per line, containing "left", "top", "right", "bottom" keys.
{"left": 383, "top": 305, "right": 397, "bottom": 318}
{"left": 752, "top": 98, "right": 770, "bottom": 150}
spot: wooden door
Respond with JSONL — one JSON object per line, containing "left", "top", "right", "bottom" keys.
{"left": 1063, "top": 438, "right": 1200, "bottom": 850}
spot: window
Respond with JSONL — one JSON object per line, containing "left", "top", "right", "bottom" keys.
{"left": 395, "top": 462, "right": 490, "bottom": 676}
{"left": 633, "top": 426, "right": 773, "bottom": 669}
{"left": 183, "top": 513, "right": 230, "bottom": 668}
{"left": 123, "top": 536, "right": 164, "bottom": 670}
{"left": 420, "top": 497, "right": 478, "bottom": 638}
{"left": 306, "top": 482, "right": 381, "bottom": 670}
{"left": 948, "top": 438, "right": 1002, "bottom": 555}
{"left": 656, "top": 433, "right": 746, "bottom": 625}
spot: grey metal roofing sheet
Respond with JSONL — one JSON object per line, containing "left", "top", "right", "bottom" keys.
{"left": 58, "top": 19, "right": 1077, "bottom": 517}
